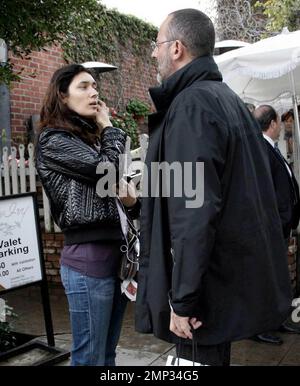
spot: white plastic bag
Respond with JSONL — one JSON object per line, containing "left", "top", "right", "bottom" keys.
{"left": 166, "top": 355, "right": 208, "bottom": 366}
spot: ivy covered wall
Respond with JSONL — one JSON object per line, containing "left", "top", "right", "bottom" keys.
{"left": 60, "top": 2, "right": 158, "bottom": 110}
{"left": 8, "top": 3, "right": 158, "bottom": 143}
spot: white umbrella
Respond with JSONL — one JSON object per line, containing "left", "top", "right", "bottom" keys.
{"left": 215, "top": 39, "right": 251, "bottom": 49}
{"left": 81, "top": 61, "right": 117, "bottom": 73}
{"left": 215, "top": 29, "right": 300, "bottom": 103}
{"left": 214, "top": 39, "right": 251, "bottom": 55}
{"left": 214, "top": 29, "right": 300, "bottom": 180}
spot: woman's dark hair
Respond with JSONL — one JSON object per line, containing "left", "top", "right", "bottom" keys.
{"left": 38, "top": 64, "right": 100, "bottom": 145}
{"left": 281, "top": 109, "right": 294, "bottom": 122}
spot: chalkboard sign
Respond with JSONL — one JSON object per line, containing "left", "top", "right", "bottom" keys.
{"left": 0, "top": 193, "right": 43, "bottom": 292}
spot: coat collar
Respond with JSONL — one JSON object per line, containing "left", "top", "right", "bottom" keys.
{"left": 69, "top": 114, "right": 99, "bottom": 133}
{"left": 149, "top": 56, "right": 222, "bottom": 116}
{"left": 263, "top": 133, "right": 275, "bottom": 148}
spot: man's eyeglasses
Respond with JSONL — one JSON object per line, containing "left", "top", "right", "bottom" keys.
{"left": 151, "top": 40, "right": 176, "bottom": 50}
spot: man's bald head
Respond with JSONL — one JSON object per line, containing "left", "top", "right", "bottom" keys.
{"left": 253, "top": 105, "right": 281, "bottom": 141}
{"left": 253, "top": 105, "right": 278, "bottom": 132}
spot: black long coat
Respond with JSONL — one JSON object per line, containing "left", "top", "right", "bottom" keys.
{"left": 135, "top": 56, "right": 292, "bottom": 345}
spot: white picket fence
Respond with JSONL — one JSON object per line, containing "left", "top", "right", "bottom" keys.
{"left": 0, "top": 144, "right": 36, "bottom": 195}
{"left": 0, "top": 135, "right": 148, "bottom": 233}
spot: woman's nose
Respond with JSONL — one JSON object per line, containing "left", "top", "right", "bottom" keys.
{"left": 91, "top": 88, "right": 98, "bottom": 98}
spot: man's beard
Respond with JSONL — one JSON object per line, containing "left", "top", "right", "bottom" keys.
{"left": 157, "top": 54, "right": 173, "bottom": 84}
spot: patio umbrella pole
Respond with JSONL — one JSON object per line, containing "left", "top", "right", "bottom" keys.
{"left": 289, "top": 71, "right": 300, "bottom": 184}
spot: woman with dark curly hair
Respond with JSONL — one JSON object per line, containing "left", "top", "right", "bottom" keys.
{"left": 36, "top": 64, "right": 138, "bottom": 366}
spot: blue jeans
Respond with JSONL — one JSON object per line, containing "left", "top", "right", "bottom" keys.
{"left": 60, "top": 265, "right": 127, "bottom": 366}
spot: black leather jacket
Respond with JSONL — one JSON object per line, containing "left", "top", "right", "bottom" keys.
{"left": 36, "top": 126, "right": 127, "bottom": 244}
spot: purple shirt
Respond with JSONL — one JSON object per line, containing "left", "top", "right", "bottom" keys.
{"left": 61, "top": 241, "right": 122, "bottom": 278}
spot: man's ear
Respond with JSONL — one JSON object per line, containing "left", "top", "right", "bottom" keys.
{"left": 270, "top": 119, "right": 276, "bottom": 131}
{"left": 173, "top": 40, "right": 185, "bottom": 60}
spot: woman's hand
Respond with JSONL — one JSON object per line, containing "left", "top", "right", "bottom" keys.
{"left": 115, "top": 179, "right": 138, "bottom": 208}
{"left": 95, "top": 100, "right": 112, "bottom": 129}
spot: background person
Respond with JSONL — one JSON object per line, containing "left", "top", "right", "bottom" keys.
{"left": 281, "top": 109, "right": 294, "bottom": 159}
{"left": 251, "top": 105, "right": 300, "bottom": 344}
{"left": 36, "top": 64, "right": 138, "bottom": 366}
{"left": 254, "top": 105, "right": 300, "bottom": 242}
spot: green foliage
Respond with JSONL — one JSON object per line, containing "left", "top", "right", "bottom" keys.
{"left": 0, "top": 0, "right": 98, "bottom": 55}
{"left": 0, "top": 321, "right": 17, "bottom": 352}
{"left": 0, "top": 0, "right": 157, "bottom": 87}
{"left": 110, "top": 98, "right": 152, "bottom": 148}
{"left": 0, "top": 302, "right": 18, "bottom": 352}
{"left": 62, "top": 3, "right": 157, "bottom": 65}
{"left": 0, "top": 62, "right": 20, "bottom": 88}
{"left": 110, "top": 111, "right": 139, "bottom": 149}
{"left": 255, "top": 0, "right": 300, "bottom": 32}
{"left": 126, "top": 99, "right": 151, "bottom": 117}
{"left": 0, "top": 0, "right": 98, "bottom": 85}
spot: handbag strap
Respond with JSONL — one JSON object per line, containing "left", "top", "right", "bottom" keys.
{"left": 116, "top": 197, "right": 128, "bottom": 239}
{"left": 116, "top": 197, "right": 140, "bottom": 265}
{"left": 177, "top": 328, "right": 197, "bottom": 366}
{"left": 116, "top": 197, "right": 139, "bottom": 237}
{"left": 192, "top": 334, "right": 198, "bottom": 366}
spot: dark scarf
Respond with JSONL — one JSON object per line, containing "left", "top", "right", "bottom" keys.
{"left": 149, "top": 56, "right": 222, "bottom": 116}
{"left": 69, "top": 114, "right": 100, "bottom": 146}
{"left": 70, "top": 114, "right": 99, "bottom": 133}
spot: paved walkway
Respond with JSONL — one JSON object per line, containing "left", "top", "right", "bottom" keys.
{"left": 1, "top": 285, "right": 300, "bottom": 366}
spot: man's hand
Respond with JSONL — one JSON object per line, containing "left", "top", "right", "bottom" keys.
{"left": 170, "top": 310, "right": 202, "bottom": 339}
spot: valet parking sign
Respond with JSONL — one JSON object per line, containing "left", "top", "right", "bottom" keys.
{"left": 0, "top": 194, "right": 42, "bottom": 292}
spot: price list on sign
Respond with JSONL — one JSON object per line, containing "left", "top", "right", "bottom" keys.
{"left": 0, "top": 195, "right": 42, "bottom": 292}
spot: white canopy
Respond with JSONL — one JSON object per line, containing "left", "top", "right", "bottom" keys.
{"left": 214, "top": 29, "right": 300, "bottom": 103}
{"left": 214, "top": 29, "right": 300, "bottom": 182}
{"left": 215, "top": 39, "right": 251, "bottom": 48}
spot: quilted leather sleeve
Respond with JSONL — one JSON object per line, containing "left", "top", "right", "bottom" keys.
{"left": 38, "top": 127, "right": 126, "bottom": 184}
